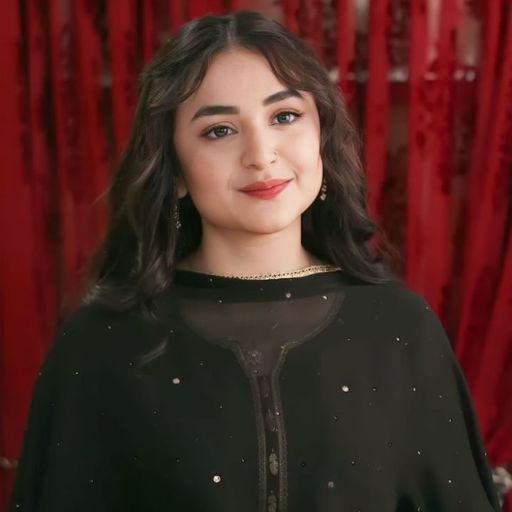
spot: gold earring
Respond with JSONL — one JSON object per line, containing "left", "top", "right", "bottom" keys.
{"left": 319, "top": 179, "right": 327, "bottom": 201}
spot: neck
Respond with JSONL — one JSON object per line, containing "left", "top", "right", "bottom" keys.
{"left": 177, "top": 222, "right": 324, "bottom": 277}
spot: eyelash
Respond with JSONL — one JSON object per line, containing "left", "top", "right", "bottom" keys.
{"left": 201, "top": 111, "right": 304, "bottom": 140}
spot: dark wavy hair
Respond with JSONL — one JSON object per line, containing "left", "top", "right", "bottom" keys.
{"left": 85, "top": 10, "right": 395, "bottom": 312}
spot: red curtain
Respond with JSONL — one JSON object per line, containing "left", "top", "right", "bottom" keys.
{"left": 1, "top": 0, "right": 510, "bottom": 509}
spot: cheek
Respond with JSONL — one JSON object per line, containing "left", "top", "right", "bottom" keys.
{"left": 304, "top": 155, "right": 323, "bottom": 198}
{"left": 181, "top": 146, "right": 229, "bottom": 192}
{"left": 290, "top": 128, "right": 323, "bottom": 181}
{"left": 174, "top": 126, "right": 229, "bottom": 193}
{"left": 289, "top": 116, "right": 320, "bottom": 157}
{"left": 179, "top": 151, "right": 235, "bottom": 220}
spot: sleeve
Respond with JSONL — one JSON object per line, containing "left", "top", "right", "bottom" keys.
{"left": 402, "top": 294, "right": 501, "bottom": 512}
{"left": 8, "top": 309, "right": 127, "bottom": 512}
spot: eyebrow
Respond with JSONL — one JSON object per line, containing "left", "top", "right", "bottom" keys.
{"left": 190, "top": 88, "right": 303, "bottom": 122}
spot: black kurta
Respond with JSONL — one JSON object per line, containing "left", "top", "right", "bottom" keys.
{"left": 9, "top": 269, "right": 500, "bottom": 511}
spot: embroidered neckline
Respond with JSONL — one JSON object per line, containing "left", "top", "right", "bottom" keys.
{"left": 180, "top": 264, "right": 341, "bottom": 281}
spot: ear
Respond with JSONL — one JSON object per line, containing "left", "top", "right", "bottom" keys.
{"left": 175, "top": 176, "right": 188, "bottom": 199}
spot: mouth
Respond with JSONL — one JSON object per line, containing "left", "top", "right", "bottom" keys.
{"left": 239, "top": 179, "right": 292, "bottom": 199}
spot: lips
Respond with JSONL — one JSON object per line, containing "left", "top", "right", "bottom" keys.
{"left": 240, "top": 179, "right": 291, "bottom": 192}
{"left": 239, "top": 179, "right": 291, "bottom": 200}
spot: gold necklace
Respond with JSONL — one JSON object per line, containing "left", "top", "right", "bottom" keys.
{"left": 221, "top": 264, "right": 342, "bottom": 281}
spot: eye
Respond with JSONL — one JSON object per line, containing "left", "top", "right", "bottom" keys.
{"left": 202, "top": 125, "right": 235, "bottom": 140}
{"left": 273, "top": 111, "right": 303, "bottom": 124}
{"left": 201, "top": 111, "right": 303, "bottom": 140}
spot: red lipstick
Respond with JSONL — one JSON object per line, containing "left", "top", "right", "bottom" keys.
{"left": 240, "top": 179, "right": 291, "bottom": 199}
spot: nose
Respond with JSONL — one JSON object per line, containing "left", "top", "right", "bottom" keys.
{"left": 240, "top": 128, "right": 277, "bottom": 170}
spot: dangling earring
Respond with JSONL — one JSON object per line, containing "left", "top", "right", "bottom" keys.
{"left": 319, "top": 178, "right": 327, "bottom": 201}
{"left": 173, "top": 202, "right": 181, "bottom": 230}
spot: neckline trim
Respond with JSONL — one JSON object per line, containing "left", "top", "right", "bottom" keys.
{"left": 175, "top": 264, "right": 341, "bottom": 281}
{"left": 171, "top": 267, "right": 347, "bottom": 297}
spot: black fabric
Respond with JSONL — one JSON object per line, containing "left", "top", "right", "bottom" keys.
{"left": 9, "top": 270, "right": 500, "bottom": 511}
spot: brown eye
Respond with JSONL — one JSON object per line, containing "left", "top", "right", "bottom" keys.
{"left": 203, "top": 126, "right": 234, "bottom": 139}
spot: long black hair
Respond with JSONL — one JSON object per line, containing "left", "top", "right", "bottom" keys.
{"left": 85, "top": 10, "right": 395, "bottom": 313}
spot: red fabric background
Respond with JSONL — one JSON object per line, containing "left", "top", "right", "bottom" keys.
{"left": 1, "top": 0, "right": 510, "bottom": 509}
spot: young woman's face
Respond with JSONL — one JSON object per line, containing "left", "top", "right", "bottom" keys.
{"left": 173, "top": 47, "right": 323, "bottom": 235}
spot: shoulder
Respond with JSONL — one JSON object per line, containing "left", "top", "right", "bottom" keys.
{"left": 44, "top": 302, "right": 164, "bottom": 376}
{"left": 342, "top": 278, "right": 451, "bottom": 354}
{"left": 345, "top": 277, "right": 434, "bottom": 322}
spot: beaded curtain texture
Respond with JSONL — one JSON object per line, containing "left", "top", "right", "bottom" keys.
{"left": 0, "top": 0, "right": 511, "bottom": 509}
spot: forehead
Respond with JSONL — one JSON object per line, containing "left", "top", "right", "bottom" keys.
{"left": 176, "top": 48, "right": 313, "bottom": 118}
{"left": 176, "top": 48, "right": 316, "bottom": 124}
{"left": 197, "top": 48, "right": 280, "bottom": 91}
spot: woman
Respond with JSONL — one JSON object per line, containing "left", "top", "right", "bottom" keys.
{"left": 9, "top": 10, "right": 499, "bottom": 512}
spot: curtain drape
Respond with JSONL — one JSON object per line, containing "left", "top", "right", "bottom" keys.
{"left": 1, "top": 0, "right": 510, "bottom": 509}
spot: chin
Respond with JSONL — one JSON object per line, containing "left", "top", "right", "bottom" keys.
{"left": 240, "top": 214, "right": 300, "bottom": 235}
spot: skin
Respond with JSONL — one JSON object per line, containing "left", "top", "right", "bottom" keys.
{"left": 173, "top": 47, "right": 325, "bottom": 276}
